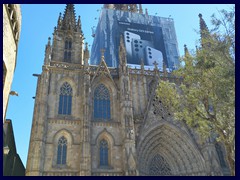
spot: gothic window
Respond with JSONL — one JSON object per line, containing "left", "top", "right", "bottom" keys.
{"left": 148, "top": 154, "right": 172, "bottom": 176}
{"left": 64, "top": 38, "right": 72, "bottom": 62}
{"left": 215, "top": 143, "right": 227, "bottom": 168}
{"left": 58, "top": 82, "right": 72, "bottom": 115}
{"left": 99, "top": 139, "right": 109, "bottom": 167}
{"left": 94, "top": 84, "right": 111, "bottom": 120}
{"left": 57, "top": 136, "right": 67, "bottom": 165}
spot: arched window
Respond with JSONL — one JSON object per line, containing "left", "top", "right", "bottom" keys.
{"left": 64, "top": 38, "right": 72, "bottom": 62}
{"left": 148, "top": 154, "right": 172, "bottom": 176}
{"left": 57, "top": 136, "right": 67, "bottom": 165}
{"left": 100, "top": 139, "right": 108, "bottom": 167}
{"left": 58, "top": 82, "right": 72, "bottom": 115}
{"left": 94, "top": 84, "right": 111, "bottom": 120}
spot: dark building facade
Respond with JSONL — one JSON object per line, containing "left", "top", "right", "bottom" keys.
{"left": 3, "top": 4, "right": 25, "bottom": 176}
{"left": 3, "top": 120, "right": 25, "bottom": 176}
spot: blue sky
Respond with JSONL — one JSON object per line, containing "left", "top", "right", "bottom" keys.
{"left": 6, "top": 4, "right": 234, "bottom": 167}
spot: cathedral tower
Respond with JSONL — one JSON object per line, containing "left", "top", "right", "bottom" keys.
{"left": 26, "top": 4, "right": 90, "bottom": 176}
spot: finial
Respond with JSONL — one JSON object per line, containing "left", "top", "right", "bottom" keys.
{"left": 58, "top": 12, "right": 62, "bottom": 26}
{"left": 120, "top": 35, "right": 124, "bottom": 47}
{"left": 198, "top": 13, "right": 202, "bottom": 18}
{"left": 84, "top": 42, "right": 89, "bottom": 65}
{"left": 153, "top": 61, "right": 158, "bottom": 69}
{"left": 48, "top": 37, "right": 51, "bottom": 45}
{"left": 145, "top": 8, "right": 148, "bottom": 16}
{"left": 163, "top": 60, "right": 167, "bottom": 74}
{"left": 77, "top": 16, "right": 81, "bottom": 25}
{"left": 184, "top": 44, "right": 189, "bottom": 56}
{"left": 141, "top": 58, "right": 144, "bottom": 70}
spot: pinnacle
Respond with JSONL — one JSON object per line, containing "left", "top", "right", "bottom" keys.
{"left": 61, "top": 4, "right": 77, "bottom": 31}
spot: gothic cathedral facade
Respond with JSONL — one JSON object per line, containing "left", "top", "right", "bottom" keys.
{"left": 26, "top": 4, "right": 230, "bottom": 176}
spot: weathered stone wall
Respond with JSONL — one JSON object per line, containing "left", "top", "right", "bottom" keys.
{"left": 3, "top": 4, "right": 21, "bottom": 123}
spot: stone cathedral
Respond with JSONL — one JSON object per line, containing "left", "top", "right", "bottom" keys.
{"left": 26, "top": 4, "right": 230, "bottom": 176}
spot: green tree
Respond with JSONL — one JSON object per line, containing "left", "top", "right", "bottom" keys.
{"left": 156, "top": 7, "right": 235, "bottom": 175}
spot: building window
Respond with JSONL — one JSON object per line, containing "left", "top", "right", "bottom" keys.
{"left": 64, "top": 39, "right": 72, "bottom": 62}
{"left": 58, "top": 82, "right": 72, "bottom": 115}
{"left": 57, "top": 136, "right": 67, "bottom": 165}
{"left": 94, "top": 84, "right": 111, "bottom": 120}
{"left": 100, "top": 139, "right": 108, "bottom": 167}
{"left": 148, "top": 154, "right": 172, "bottom": 176}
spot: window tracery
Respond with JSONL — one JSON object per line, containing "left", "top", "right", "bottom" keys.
{"left": 100, "top": 139, "right": 109, "bottom": 167}
{"left": 94, "top": 84, "right": 111, "bottom": 120}
{"left": 58, "top": 82, "right": 72, "bottom": 115}
{"left": 57, "top": 136, "right": 67, "bottom": 165}
{"left": 148, "top": 154, "right": 172, "bottom": 176}
{"left": 152, "top": 96, "right": 170, "bottom": 118}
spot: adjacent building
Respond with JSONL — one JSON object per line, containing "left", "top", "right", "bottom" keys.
{"left": 3, "top": 4, "right": 25, "bottom": 176}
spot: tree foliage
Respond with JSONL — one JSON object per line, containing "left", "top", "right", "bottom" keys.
{"left": 156, "top": 7, "right": 235, "bottom": 175}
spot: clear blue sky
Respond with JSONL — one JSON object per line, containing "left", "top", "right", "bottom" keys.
{"left": 6, "top": 4, "right": 234, "bottom": 167}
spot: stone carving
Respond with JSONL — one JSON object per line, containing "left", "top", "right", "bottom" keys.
{"left": 128, "top": 129, "right": 134, "bottom": 140}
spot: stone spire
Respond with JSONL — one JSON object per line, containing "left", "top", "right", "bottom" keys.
{"left": 51, "top": 4, "right": 84, "bottom": 64}
{"left": 44, "top": 37, "right": 52, "bottom": 65}
{"left": 76, "top": 15, "right": 82, "bottom": 32}
{"left": 61, "top": 4, "right": 77, "bottom": 31}
{"left": 84, "top": 42, "right": 89, "bottom": 66}
{"left": 119, "top": 35, "right": 127, "bottom": 66}
{"left": 184, "top": 44, "right": 192, "bottom": 67}
{"left": 199, "top": 13, "right": 210, "bottom": 47}
{"left": 57, "top": 13, "right": 62, "bottom": 29}
{"left": 199, "top": 13, "right": 209, "bottom": 33}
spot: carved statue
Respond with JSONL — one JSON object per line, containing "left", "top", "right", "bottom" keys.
{"left": 129, "top": 128, "right": 134, "bottom": 140}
